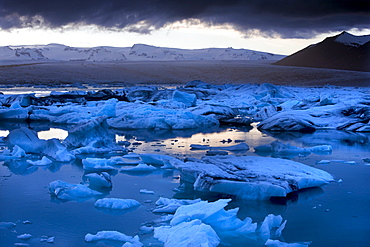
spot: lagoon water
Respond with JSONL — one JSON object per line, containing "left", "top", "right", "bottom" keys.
{"left": 1, "top": 122, "right": 370, "bottom": 246}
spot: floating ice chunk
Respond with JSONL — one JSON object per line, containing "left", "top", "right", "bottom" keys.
{"left": 5, "top": 128, "right": 75, "bottom": 162}
{"left": 0, "top": 222, "right": 16, "bottom": 229}
{"left": 154, "top": 219, "right": 220, "bottom": 247}
{"left": 120, "top": 163, "right": 156, "bottom": 173}
{"left": 5, "top": 127, "right": 44, "bottom": 153}
{"left": 140, "top": 189, "right": 154, "bottom": 194}
{"left": 85, "top": 230, "right": 143, "bottom": 246}
{"left": 108, "top": 104, "right": 219, "bottom": 130}
{"left": 154, "top": 199, "right": 294, "bottom": 247}
{"left": 260, "top": 214, "right": 286, "bottom": 240}
{"left": 17, "top": 233, "right": 33, "bottom": 239}
{"left": 82, "top": 158, "right": 117, "bottom": 172}
{"left": 308, "top": 145, "right": 332, "bottom": 153}
{"left": 49, "top": 180, "right": 102, "bottom": 201}
{"left": 139, "top": 226, "right": 154, "bottom": 234}
{"left": 113, "top": 153, "right": 142, "bottom": 165}
{"left": 173, "top": 155, "right": 334, "bottom": 200}
{"left": 27, "top": 156, "right": 53, "bottom": 166}
{"left": 84, "top": 172, "right": 112, "bottom": 187}
{"left": 0, "top": 107, "right": 29, "bottom": 120}
{"left": 316, "top": 160, "right": 331, "bottom": 164}
{"left": 40, "top": 236, "right": 55, "bottom": 243}
{"left": 94, "top": 198, "right": 140, "bottom": 210}
{"left": 22, "top": 220, "right": 32, "bottom": 224}
{"left": 42, "top": 139, "right": 75, "bottom": 162}
{"left": 11, "top": 145, "right": 26, "bottom": 158}
{"left": 172, "top": 90, "right": 197, "bottom": 108}
{"left": 96, "top": 98, "right": 117, "bottom": 117}
{"left": 13, "top": 243, "right": 30, "bottom": 246}
{"left": 190, "top": 142, "right": 249, "bottom": 151}
{"left": 265, "top": 239, "right": 311, "bottom": 247}
{"left": 153, "top": 197, "right": 202, "bottom": 214}
{"left": 140, "top": 153, "right": 178, "bottom": 168}
{"left": 255, "top": 83, "right": 294, "bottom": 99}
{"left": 169, "top": 199, "right": 258, "bottom": 234}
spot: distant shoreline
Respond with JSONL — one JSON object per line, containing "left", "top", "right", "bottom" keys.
{"left": 0, "top": 60, "right": 369, "bottom": 88}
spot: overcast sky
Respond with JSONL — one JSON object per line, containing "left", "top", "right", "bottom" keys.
{"left": 1, "top": 0, "right": 369, "bottom": 54}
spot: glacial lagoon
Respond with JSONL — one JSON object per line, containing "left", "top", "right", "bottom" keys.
{"left": 1, "top": 83, "right": 370, "bottom": 246}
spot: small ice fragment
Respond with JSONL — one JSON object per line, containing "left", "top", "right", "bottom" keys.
{"left": 11, "top": 145, "right": 26, "bottom": 158}
{"left": 325, "top": 209, "right": 330, "bottom": 212}
{"left": 344, "top": 161, "right": 356, "bottom": 165}
{"left": 40, "top": 236, "right": 54, "bottom": 243}
{"left": 17, "top": 233, "right": 33, "bottom": 239}
{"left": 84, "top": 172, "right": 112, "bottom": 188}
{"left": 265, "top": 239, "right": 311, "bottom": 246}
{"left": 94, "top": 198, "right": 140, "bottom": 210}
{"left": 140, "top": 189, "right": 155, "bottom": 194}
{"left": 140, "top": 226, "right": 154, "bottom": 234}
{"left": 337, "top": 179, "right": 343, "bottom": 183}
{"left": 85, "top": 230, "right": 143, "bottom": 246}
{"left": 14, "top": 243, "right": 30, "bottom": 246}
{"left": 22, "top": 220, "right": 32, "bottom": 224}
{"left": 120, "top": 163, "right": 156, "bottom": 172}
{"left": 316, "top": 160, "right": 330, "bottom": 164}
{"left": 46, "top": 237, "right": 55, "bottom": 243}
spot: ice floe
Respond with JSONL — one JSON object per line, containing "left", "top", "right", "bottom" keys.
{"left": 94, "top": 198, "right": 140, "bottom": 210}
{"left": 153, "top": 197, "right": 202, "bottom": 214}
{"left": 5, "top": 127, "right": 75, "bottom": 162}
{"left": 85, "top": 230, "right": 143, "bottom": 246}
{"left": 84, "top": 172, "right": 112, "bottom": 187}
{"left": 171, "top": 155, "right": 334, "bottom": 200}
{"left": 120, "top": 163, "right": 157, "bottom": 173}
{"left": 154, "top": 199, "right": 306, "bottom": 247}
{"left": 49, "top": 180, "right": 102, "bottom": 201}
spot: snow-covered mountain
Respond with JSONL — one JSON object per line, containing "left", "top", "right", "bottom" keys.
{"left": 0, "top": 43, "right": 285, "bottom": 62}
{"left": 274, "top": 31, "right": 370, "bottom": 72}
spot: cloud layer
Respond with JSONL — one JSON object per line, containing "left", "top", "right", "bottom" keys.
{"left": 1, "top": 0, "right": 369, "bottom": 38}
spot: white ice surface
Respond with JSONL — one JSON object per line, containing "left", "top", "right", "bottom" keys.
{"left": 49, "top": 180, "right": 102, "bottom": 201}
{"left": 84, "top": 172, "right": 112, "bottom": 187}
{"left": 85, "top": 230, "right": 143, "bottom": 246}
{"left": 172, "top": 155, "right": 334, "bottom": 200}
{"left": 94, "top": 198, "right": 140, "bottom": 210}
{"left": 5, "top": 128, "right": 75, "bottom": 162}
{"left": 154, "top": 199, "right": 301, "bottom": 247}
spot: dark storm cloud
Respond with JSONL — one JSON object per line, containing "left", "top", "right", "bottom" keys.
{"left": 1, "top": 0, "right": 369, "bottom": 38}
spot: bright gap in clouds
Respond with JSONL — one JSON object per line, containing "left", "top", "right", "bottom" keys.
{"left": 1, "top": 22, "right": 369, "bottom": 55}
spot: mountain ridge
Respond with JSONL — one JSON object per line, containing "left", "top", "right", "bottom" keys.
{"left": 1, "top": 43, "right": 285, "bottom": 63}
{"left": 274, "top": 31, "right": 370, "bottom": 72}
